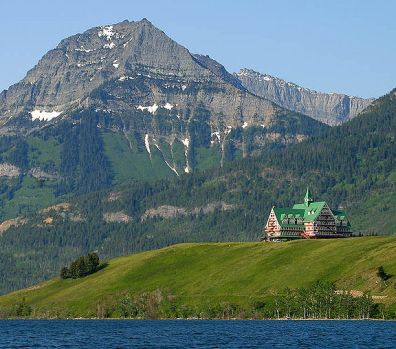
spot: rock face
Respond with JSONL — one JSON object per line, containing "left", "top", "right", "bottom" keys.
{"left": 0, "top": 20, "right": 322, "bottom": 131}
{"left": 141, "top": 201, "right": 236, "bottom": 221}
{"left": 103, "top": 211, "right": 132, "bottom": 223}
{"left": 235, "top": 69, "right": 374, "bottom": 125}
{"left": 0, "top": 163, "right": 20, "bottom": 177}
{"left": 141, "top": 205, "right": 187, "bottom": 221}
{"left": 29, "top": 167, "right": 58, "bottom": 180}
{"left": 0, "top": 20, "right": 280, "bottom": 125}
{"left": 0, "top": 217, "right": 27, "bottom": 234}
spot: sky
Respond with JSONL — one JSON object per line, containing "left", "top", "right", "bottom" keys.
{"left": 0, "top": 0, "right": 395, "bottom": 98}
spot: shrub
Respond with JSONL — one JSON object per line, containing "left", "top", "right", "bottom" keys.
{"left": 14, "top": 298, "right": 32, "bottom": 317}
{"left": 377, "top": 266, "right": 391, "bottom": 282}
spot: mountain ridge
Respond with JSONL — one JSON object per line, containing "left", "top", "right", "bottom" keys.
{"left": 0, "top": 19, "right": 283, "bottom": 128}
{"left": 235, "top": 68, "right": 374, "bottom": 125}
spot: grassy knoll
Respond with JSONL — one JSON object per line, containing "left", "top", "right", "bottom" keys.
{"left": 0, "top": 237, "right": 395, "bottom": 318}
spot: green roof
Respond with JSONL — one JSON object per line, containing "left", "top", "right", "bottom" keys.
{"left": 292, "top": 201, "right": 326, "bottom": 222}
{"left": 333, "top": 210, "right": 352, "bottom": 227}
{"left": 333, "top": 209, "right": 347, "bottom": 217}
{"left": 271, "top": 190, "right": 352, "bottom": 229}
{"left": 273, "top": 208, "right": 306, "bottom": 228}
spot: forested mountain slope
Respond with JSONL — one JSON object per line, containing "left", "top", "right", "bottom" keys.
{"left": 0, "top": 88, "right": 395, "bottom": 295}
{"left": 262, "top": 87, "right": 396, "bottom": 227}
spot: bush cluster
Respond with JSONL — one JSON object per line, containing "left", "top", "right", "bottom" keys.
{"left": 60, "top": 252, "right": 100, "bottom": 279}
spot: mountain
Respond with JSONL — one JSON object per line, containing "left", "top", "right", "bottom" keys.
{"left": 0, "top": 19, "right": 327, "bottom": 220}
{"left": 0, "top": 238, "right": 395, "bottom": 319}
{"left": 0, "top": 88, "right": 394, "bottom": 295}
{"left": 0, "top": 19, "right": 323, "bottom": 142}
{"left": 0, "top": 18, "right": 395, "bottom": 296}
{"left": 0, "top": 86, "right": 395, "bottom": 295}
{"left": 235, "top": 68, "right": 374, "bottom": 125}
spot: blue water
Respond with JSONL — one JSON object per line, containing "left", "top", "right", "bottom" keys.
{"left": 0, "top": 320, "right": 395, "bottom": 348}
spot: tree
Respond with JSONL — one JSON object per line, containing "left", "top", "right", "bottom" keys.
{"left": 86, "top": 252, "right": 100, "bottom": 274}
{"left": 60, "top": 267, "right": 70, "bottom": 279}
{"left": 377, "top": 266, "right": 390, "bottom": 285}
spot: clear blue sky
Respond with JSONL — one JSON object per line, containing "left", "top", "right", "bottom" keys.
{"left": 1, "top": 0, "right": 395, "bottom": 98}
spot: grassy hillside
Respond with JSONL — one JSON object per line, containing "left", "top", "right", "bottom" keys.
{"left": 1, "top": 237, "right": 395, "bottom": 319}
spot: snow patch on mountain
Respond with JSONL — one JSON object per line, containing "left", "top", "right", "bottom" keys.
{"left": 98, "top": 26, "right": 115, "bottom": 40}
{"left": 163, "top": 103, "right": 174, "bottom": 110}
{"left": 163, "top": 159, "right": 179, "bottom": 176}
{"left": 211, "top": 131, "right": 221, "bottom": 143}
{"left": 144, "top": 134, "right": 151, "bottom": 155}
{"left": 137, "top": 103, "right": 175, "bottom": 114}
{"left": 75, "top": 46, "right": 95, "bottom": 53}
{"left": 181, "top": 138, "right": 190, "bottom": 173}
{"left": 118, "top": 76, "right": 134, "bottom": 81}
{"left": 181, "top": 138, "right": 189, "bottom": 148}
{"left": 103, "top": 42, "right": 116, "bottom": 49}
{"left": 30, "top": 110, "right": 62, "bottom": 121}
{"left": 137, "top": 104, "right": 159, "bottom": 114}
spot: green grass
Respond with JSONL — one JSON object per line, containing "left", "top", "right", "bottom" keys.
{"left": 171, "top": 140, "right": 187, "bottom": 171}
{"left": 102, "top": 131, "right": 175, "bottom": 182}
{"left": 102, "top": 131, "right": 225, "bottom": 181}
{"left": 1, "top": 237, "right": 395, "bottom": 317}
{"left": 150, "top": 146, "right": 178, "bottom": 179}
{"left": 27, "top": 136, "right": 61, "bottom": 168}
{"left": 195, "top": 145, "right": 222, "bottom": 171}
{"left": 1, "top": 176, "right": 57, "bottom": 219}
{"left": 0, "top": 136, "right": 62, "bottom": 219}
{"left": 102, "top": 132, "right": 145, "bottom": 182}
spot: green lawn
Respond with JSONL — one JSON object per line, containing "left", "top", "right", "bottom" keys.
{"left": 1, "top": 237, "right": 395, "bottom": 318}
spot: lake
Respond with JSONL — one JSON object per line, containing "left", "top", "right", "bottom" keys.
{"left": 0, "top": 320, "right": 395, "bottom": 348}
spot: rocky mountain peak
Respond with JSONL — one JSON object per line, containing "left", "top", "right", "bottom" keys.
{"left": 0, "top": 19, "right": 220, "bottom": 122}
{"left": 0, "top": 19, "right": 325, "bottom": 178}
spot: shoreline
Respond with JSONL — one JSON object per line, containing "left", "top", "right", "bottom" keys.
{"left": 1, "top": 317, "right": 394, "bottom": 321}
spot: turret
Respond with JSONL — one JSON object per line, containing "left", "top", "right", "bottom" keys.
{"left": 304, "top": 187, "right": 313, "bottom": 207}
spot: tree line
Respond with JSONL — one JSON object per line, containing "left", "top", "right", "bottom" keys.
{"left": 2, "top": 280, "right": 390, "bottom": 319}
{"left": 268, "top": 281, "right": 377, "bottom": 320}
{"left": 111, "top": 282, "right": 382, "bottom": 320}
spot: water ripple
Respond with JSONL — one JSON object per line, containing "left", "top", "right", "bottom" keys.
{"left": 0, "top": 320, "right": 395, "bottom": 348}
